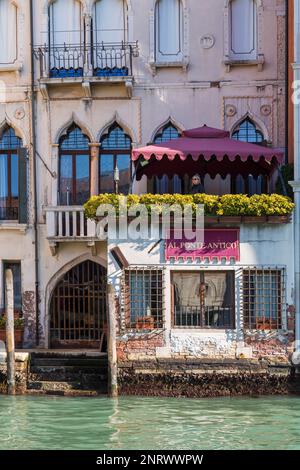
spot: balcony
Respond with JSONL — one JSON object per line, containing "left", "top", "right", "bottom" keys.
{"left": 33, "top": 41, "right": 139, "bottom": 99}
{"left": 45, "top": 206, "right": 97, "bottom": 256}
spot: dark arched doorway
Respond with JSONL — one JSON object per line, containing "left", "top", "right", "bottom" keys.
{"left": 50, "top": 260, "right": 107, "bottom": 350}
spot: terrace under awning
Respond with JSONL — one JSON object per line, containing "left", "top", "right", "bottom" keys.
{"left": 132, "top": 125, "right": 284, "bottom": 180}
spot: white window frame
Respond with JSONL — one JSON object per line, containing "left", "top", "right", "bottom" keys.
{"left": 223, "top": 0, "right": 264, "bottom": 72}
{"left": 149, "top": 0, "right": 189, "bottom": 74}
{"left": 0, "top": 0, "right": 22, "bottom": 72}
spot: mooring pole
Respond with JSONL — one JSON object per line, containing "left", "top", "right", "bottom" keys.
{"left": 5, "top": 269, "right": 15, "bottom": 395}
{"left": 107, "top": 283, "right": 118, "bottom": 398}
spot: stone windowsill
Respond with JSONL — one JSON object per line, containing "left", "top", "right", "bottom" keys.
{"left": 0, "top": 222, "right": 28, "bottom": 233}
{"left": 224, "top": 55, "right": 265, "bottom": 72}
{"left": 0, "top": 62, "right": 23, "bottom": 72}
{"left": 149, "top": 60, "right": 189, "bottom": 73}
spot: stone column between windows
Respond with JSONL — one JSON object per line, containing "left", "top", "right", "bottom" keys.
{"left": 84, "top": 14, "right": 92, "bottom": 76}
{"left": 89, "top": 143, "right": 100, "bottom": 196}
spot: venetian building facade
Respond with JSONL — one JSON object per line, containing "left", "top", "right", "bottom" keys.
{"left": 0, "top": 0, "right": 288, "bottom": 349}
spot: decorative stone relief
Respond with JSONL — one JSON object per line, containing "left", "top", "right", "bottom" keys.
{"left": 260, "top": 104, "right": 272, "bottom": 117}
{"left": 200, "top": 34, "right": 215, "bottom": 49}
{"left": 225, "top": 104, "right": 237, "bottom": 117}
{"left": 14, "top": 107, "right": 25, "bottom": 120}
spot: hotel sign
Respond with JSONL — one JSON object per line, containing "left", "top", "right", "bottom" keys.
{"left": 165, "top": 229, "right": 240, "bottom": 261}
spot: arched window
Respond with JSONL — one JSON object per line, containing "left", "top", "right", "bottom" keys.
{"left": 59, "top": 125, "right": 90, "bottom": 205}
{"left": 0, "top": 127, "right": 22, "bottom": 220}
{"left": 153, "top": 123, "right": 180, "bottom": 144}
{"left": 152, "top": 122, "right": 182, "bottom": 194}
{"left": 232, "top": 118, "right": 264, "bottom": 143}
{"left": 100, "top": 123, "right": 132, "bottom": 194}
{"left": 232, "top": 118, "right": 266, "bottom": 195}
{"left": 0, "top": 0, "right": 17, "bottom": 64}
{"left": 230, "top": 0, "right": 257, "bottom": 60}
{"left": 155, "top": 0, "right": 183, "bottom": 63}
{"left": 49, "top": 0, "right": 83, "bottom": 76}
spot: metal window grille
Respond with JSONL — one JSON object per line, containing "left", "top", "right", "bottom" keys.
{"left": 242, "top": 267, "right": 285, "bottom": 330}
{"left": 101, "top": 123, "right": 131, "bottom": 150}
{"left": 60, "top": 125, "right": 90, "bottom": 150}
{"left": 232, "top": 118, "right": 264, "bottom": 143}
{"left": 153, "top": 123, "right": 180, "bottom": 144}
{"left": 172, "top": 271, "right": 235, "bottom": 329}
{"left": 123, "top": 267, "right": 164, "bottom": 330}
{"left": 0, "top": 127, "right": 22, "bottom": 150}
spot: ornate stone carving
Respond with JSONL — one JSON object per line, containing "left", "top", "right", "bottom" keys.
{"left": 260, "top": 104, "right": 271, "bottom": 116}
{"left": 225, "top": 105, "right": 237, "bottom": 117}
{"left": 200, "top": 34, "right": 215, "bottom": 49}
{"left": 14, "top": 107, "right": 25, "bottom": 120}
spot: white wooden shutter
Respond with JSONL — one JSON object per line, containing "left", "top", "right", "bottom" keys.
{"left": 0, "top": 0, "right": 17, "bottom": 64}
{"left": 230, "top": 0, "right": 257, "bottom": 60}
{"left": 93, "top": 0, "right": 126, "bottom": 44}
{"left": 155, "top": 0, "right": 183, "bottom": 63}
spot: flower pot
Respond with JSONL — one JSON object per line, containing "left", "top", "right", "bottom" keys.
{"left": 0, "top": 329, "right": 24, "bottom": 348}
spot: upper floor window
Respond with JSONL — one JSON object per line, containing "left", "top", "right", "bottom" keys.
{"left": 0, "top": 126, "right": 23, "bottom": 221}
{"left": 49, "top": 0, "right": 84, "bottom": 77}
{"left": 232, "top": 118, "right": 265, "bottom": 195}
{"left": 100, "top": 123, "right": 132, "bottom": 195}
{"left": 152, "top": 122, "right": 182, "bottom": 194}
{"left": 0, "top": 0, "right": 17, "bottom": 65}
{"left": 155, "top": 0, "right": 183, "bottom": 63}
{"left": 93, "top": 0, "right": 126, "bottom": 44}
{"left": 58, "top": 125, "right": 90, "bottom": 205}
{"left": 230, "top": 0, "right": 257, "bottom": 60}
{"left": 232, "top": 118, "right": 264, "bottom": 143}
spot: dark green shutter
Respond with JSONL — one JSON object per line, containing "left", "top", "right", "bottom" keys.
{"left": 18, "top": 148, "right": 28, "bottom": 224}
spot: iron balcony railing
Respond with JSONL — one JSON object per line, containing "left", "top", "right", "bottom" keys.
{"left": 174, "top": 306, "right": 235, "bottom": 329}
{"left": 33, "top": 42, "right": 139, "bottom": 79}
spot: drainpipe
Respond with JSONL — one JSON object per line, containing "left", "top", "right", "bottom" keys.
{"left": 30, "top": 0, "right": 40, "bottom": 346}
{"left": 291, "top": 0, "right": 300, "bottom": 365}
{"left": 285, "top": 0, "right": 289, "bottom": 165}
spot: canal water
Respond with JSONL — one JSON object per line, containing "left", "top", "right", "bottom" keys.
{"left": 0, "top": 395, "right": 300, "bottom": 450}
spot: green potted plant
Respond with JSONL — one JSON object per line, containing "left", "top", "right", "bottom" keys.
{"left": 0, "top": 316, "right": 24, "bottom": 348}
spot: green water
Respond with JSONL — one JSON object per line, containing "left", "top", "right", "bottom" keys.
{"left": 0, "top": 395, "right": 300, "bottom": 450}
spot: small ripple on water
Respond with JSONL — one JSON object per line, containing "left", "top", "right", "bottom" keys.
{"left": 0, "top": 395, "right": 300, "bottom": 450}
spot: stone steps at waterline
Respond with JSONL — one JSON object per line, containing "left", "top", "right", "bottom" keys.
{"left": 26, "top": 353, "right": 108, "bottom": 396}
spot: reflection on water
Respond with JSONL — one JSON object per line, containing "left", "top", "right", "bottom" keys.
{"left": 0, "top": 395, "right": 300, "bottom": 450}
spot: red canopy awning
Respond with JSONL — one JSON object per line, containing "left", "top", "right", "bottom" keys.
{"left": 132, "top": 126, "right": 284, "bottom": 180}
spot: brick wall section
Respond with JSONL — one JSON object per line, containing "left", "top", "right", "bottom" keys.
{"left": 117, "top": 334, "right": 165, "bottom": 362}
{"left": 245, "top": 333, "right": 295, "bottom": 362}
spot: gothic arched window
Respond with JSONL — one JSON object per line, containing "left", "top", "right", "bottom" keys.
{"left": 59, "top": 125, "right": 90, "bottom": 205}
{"left": 100, "top": 123, "right": 132, "bottom": 194}
{"left": 0, "top": 126, "right": 23, "bottom": 220}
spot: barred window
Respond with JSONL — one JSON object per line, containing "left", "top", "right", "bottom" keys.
{"left": 124, "top": 268, "right": 164, "bottom": 330}
{"left": 172, "top": 271, "right": 235, "bottom": 329}
{"left": 243, "top": 268, "right": 285, "bottom": 330}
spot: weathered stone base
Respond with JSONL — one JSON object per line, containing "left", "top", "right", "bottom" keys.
{"left": 118, "top": 359, "right": 297, "bottom": 398}
{"left": 0, "top": 353, "right": 29, "bottom": 394}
